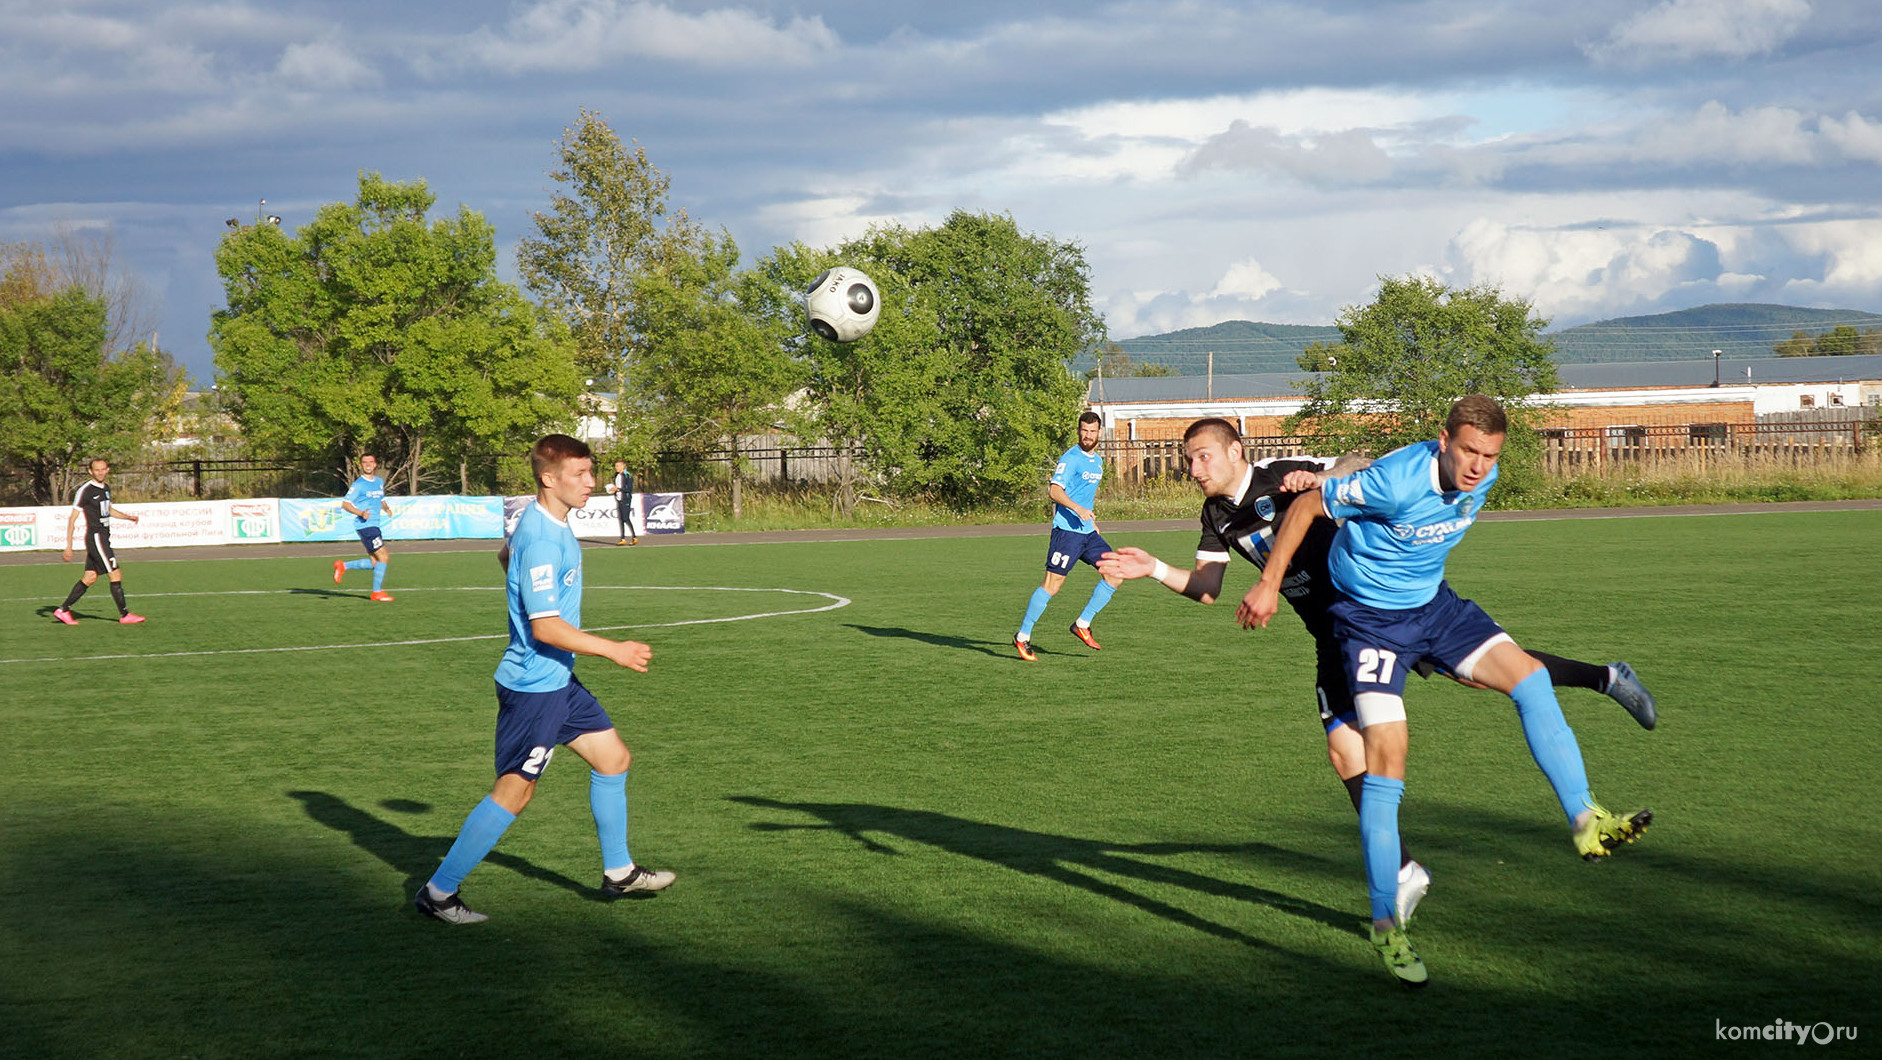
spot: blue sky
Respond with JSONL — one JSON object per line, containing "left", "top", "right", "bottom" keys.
{"left": 6, "top": 0, "right": 1882, "bottom": 380}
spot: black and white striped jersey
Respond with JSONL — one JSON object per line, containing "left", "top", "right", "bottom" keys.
{"left": 72, "top": 480, "right": 114, "bottom": 532}
{"left": 1196, "top": 457, "right": 1342, "bottom": 629}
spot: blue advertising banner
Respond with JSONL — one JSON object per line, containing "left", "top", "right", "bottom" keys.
{"left": 279, "top": 496, "right": 504, "bottom": 543}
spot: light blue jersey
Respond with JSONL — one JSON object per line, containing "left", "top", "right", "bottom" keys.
{"left": 1050, "top": 444, "right": 1104, "bottom": 533}
{"left": 345, "top": 475, "right": 386, "bottom": 529}
{"left": 495, "top": 502, "right": 584, "bottom": 693}
{"left": 1320, "top": 440, "right": 1497, "bottom": 610}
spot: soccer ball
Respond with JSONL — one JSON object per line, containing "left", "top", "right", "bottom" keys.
{"left": 805, "top": 267, "right": 881, "bottom": 342}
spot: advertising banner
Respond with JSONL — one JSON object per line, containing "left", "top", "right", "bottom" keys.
{"left": 281, "top": 496, "right": 503, "bottom": 543}
{"left": 504, "top": 494, "right": 684, "bottom": 540}
{"left": 0, "top": 499, "right": 283, "bottom": 550}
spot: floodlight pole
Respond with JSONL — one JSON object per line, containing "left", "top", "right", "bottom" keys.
{"left": 1711, "top": 349, "right": 1722, "bottom": 388}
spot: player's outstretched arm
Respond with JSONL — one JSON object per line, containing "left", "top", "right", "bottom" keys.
{"left": 111, "top": 507, "right": 139, "bottom": 524}
{"left": 529, "top": 616, "right": 652, "bottom": 672}
{"left": 1099, "top": 547, "right": 1226, "bottom": 603}
{"left": 1237, "top": 488, "right": 1326, "bottom": 628}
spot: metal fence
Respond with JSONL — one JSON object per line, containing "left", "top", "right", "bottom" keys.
{"left": 1538, "top": 420, "right": 1879, "bottom": 472}
{"left": 0, "top": 457, "right": 347, "bottom": 506}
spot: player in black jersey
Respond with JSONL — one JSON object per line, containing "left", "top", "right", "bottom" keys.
{"left": 1098, "top": 418, "right": 1656, "bottom": 924}
{"left": 53, "top": 458, "right": 145, "bottom": 625}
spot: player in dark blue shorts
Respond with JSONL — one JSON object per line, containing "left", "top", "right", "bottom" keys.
{"left": 1014, "top": 412, "right": 1122, "bottom": 660}
{"left": 414, "top": 434, "right": 674, "bottom": 924}
{"left": 1249, "top": 396, "right": 1651, "bottom": 987}
{"left": 1100, "top": 417, "right": 1656, "bottom": 932}
{"left": 332, "top": 453, "right": 396, "bottom": 602}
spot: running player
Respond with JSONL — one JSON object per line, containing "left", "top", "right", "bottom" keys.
{"left": 605, "top": 459, "right": 639, "bottom": 545}
{"left": 414, "top": 433, "right": 673, "bottom": 924}
{"left": 1014, "top": 411, "right": 1120, "bottom": 660}
{"left": 1244, "top": 396, "right": 1651, "bottom": 987}
{"left": 1098, "top": 418, "right": 1656, "bottom": 932}
{"left": 331, "top": 453, "right": 395, "bottom": 602}
{"left": 52, "top": 458, "right": 145, "bottom": 625}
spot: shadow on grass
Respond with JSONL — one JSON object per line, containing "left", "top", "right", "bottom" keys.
{"left": 845, "top": 624, "right": 1070, "bottom": 659}
{"left": 286, "top": 789, "right": 589, "bottom": 899}
{"left": 286, "top": 588, "right": 371, "bottom": 600}
{"left": 730, "top": 796, "right": 1353, "bottom": 945}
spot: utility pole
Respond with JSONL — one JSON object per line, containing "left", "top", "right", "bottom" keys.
{"left": 1711, "top": 349, "right": 1722, "bottom": 388}
{"left": 1207, "top": 350, "right": 1214, "bottom": 402}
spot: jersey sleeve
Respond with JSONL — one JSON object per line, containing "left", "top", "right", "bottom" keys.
{"left": 1049, "top": 457, "right": 1073, "bottom": 491}
{"left": 1261, "top": 456, "right": 1337, "bottom": 479}
{"left": 343, "top": 479, "right": 365, "bottom": 508}
{"left": 515, "top": 538, "right": 570, "bottom": 621}
{"left": 1321, "top": 461, "right": 1402, "bottom": 522}
{"left": 1196, "top": 506, "right": 1231, "bottom": 564}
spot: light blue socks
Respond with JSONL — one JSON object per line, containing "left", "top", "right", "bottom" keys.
{"left": 1076, "top": 580, "right": 1117, "bottom": 626}
{"left": 429, "top": 796, "right": 517, "bottom": 895}
{"left": 1511, "top": 668, "right": 1592, "bottom": 824}
{"left": 371, "top": 561, "right": 387, "bottom": 592}
{"left": 590, "top": 770, "right": 631, "bottom": 873}
{"left": 344, "top": 558, "right": 374, "bottom": 571}
{"left": 1018, "top": 587, "right": 1052, "bottom": 638}
{"left": 1360, "top": 775, "right": 1405, "bottom": 923}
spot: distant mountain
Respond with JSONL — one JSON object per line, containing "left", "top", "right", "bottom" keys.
{"left": 1109, "top": 303, "right": 1882, "bottom": 375}
{"left": 1112, "top": 320, "right": 1341, "bottom": 375}
{"left": 1547, "top": 303, "right": 1882, "bottom": 363}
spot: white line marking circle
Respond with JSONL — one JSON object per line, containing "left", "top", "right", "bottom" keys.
{"left": 2, "top": 585, "right": 850, "bottom": 665}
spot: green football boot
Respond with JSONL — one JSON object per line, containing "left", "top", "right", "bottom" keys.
{"left": 1573, "top": 803, "right": 1653, "bottom": 861}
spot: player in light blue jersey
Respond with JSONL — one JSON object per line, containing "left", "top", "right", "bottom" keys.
{"left": 1014, "top": 411, "right": 1123, "bottom": 660}
{"left": 1246, "top": 396, "right": 1650, "bottom": 987}
{"left": 332, "top": 453, "right": 396, "bottom": 602}
{"left": 415, "top": 434, "right": 674, "bottom": 924}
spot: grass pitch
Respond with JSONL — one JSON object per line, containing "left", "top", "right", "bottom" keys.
{"left": 2, "top": 512, "right": 1878, "bottom": 1057}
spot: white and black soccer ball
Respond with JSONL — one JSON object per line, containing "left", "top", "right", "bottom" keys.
{"left": 805, "top": 267, "right": 881, "bottom": 343}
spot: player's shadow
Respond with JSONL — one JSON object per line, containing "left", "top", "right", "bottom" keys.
{"left": 33, "top": 604, "right": 111, "bottom": 621}
{"left": 729, "top": 796, "right": 1354, "bottom": 947}
{"left": 286, "top": 790, "right": 592, "bottom": 899}
{"left": 287, "top": 588, "right": 371, "bottom": 600}
{"left": 845, "top": 624, "right": 1069, "bottom": 659}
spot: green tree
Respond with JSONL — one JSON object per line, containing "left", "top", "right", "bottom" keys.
{"left": 0, "top": 287, "right": 178, "bottom": 503}
{"left": 1287, "top": 276, "right": 1559, "bottom": 497}
{"left": 210, "top": 173, "right": 580, "bottom": 492}
{"left": 632, "top": 228, "right": 803, "bottom": 519}
{"left": 786, "top": 210, "right": 1101, "bottom": 509}
{"left": 1774, "top": 324, "right": 1882, "bottom": 357}
{"left": 516, "top": 110, "right": 701, "bottom": 443}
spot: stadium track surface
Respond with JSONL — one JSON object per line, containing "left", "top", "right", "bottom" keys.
{"left": 2, "top": 498, "right": 1878, "bottom": 567}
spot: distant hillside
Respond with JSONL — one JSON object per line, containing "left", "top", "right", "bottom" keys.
{"left": 1547, "top": 304, "right": 1882, "bottom": 363}
{"left": 1113, "top": 320, "right": 1341, "bottom": 375}
{"left": 1109, "top": 303, "right": 1882, "bottom": 375}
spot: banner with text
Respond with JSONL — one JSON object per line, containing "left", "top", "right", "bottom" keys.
{"left": 278, "top": 495, "right": 504, "bottom": 543}
{"left": 502, "top": 494, "right": 685, "bottom": 540}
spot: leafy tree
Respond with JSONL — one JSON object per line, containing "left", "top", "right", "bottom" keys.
{"left": 210, "top": 173, "right": 580, "bottom": 492}
{"left": 516, "top": 110, "right": 702, "bottom": 443}
{"left": 769, "top": 210, "right": 1100, "bottom": 510}
{"left": 0, "top": 286, "right": 178, "bottom": 503}
{"left": 1086, "top": 341, "right": 1175, "bottom": 380}
{"left": 632, "top": 228, "right": 803, "bottom": 519}
{"left": 1287, "top": 275, "right": 1558, "bottom": 497}
{"left": 1774, "top": 324, "right": 1882, "bottom": 357}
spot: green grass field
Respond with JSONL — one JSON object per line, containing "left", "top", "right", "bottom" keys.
{"left": 3, "top": 514, "right": 1878, "bottom": 1057}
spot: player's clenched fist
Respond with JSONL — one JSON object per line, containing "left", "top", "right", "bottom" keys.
{"left": 610, "top": 640, "right": 653, "bottom": 672}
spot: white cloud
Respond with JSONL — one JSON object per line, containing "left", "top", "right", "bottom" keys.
{"left": 277, "top": 40, "right": 378, "bottom": 89}
{"left": 1209, "top": 258, "right": 1284, "bottom": 301}
{"left": 447, "top": 0, "right": 838, "bottom": 74}
{"left": 1590, "top": 0, "right": 1813, "bottom": 64}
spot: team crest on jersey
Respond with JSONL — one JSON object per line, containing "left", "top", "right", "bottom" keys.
{"left": 531, "top": 564, "right": 554, "bottom": 592}
{"left": 1455, "top": 496, "right": 1477, "bottom": 519}
{"left": 1334, "top": 479, "right": 1365, "bottom": 507}
{"left": 1255, "top": 495, "right": 1275, "bottom": 521}
{"left": 1391, "top": 523, "right": 1416, "bottom": 540}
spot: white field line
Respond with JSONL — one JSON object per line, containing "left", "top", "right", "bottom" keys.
{"left": 1, "top": 585, "right": 849, "bottom": 665}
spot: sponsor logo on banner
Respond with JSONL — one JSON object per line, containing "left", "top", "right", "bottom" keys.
{"left": 304, "top": 503, "right": 341, "bottom": 534}
{"left": 230, "top": 502, "right": 273, "bottom": 540}
{"left": 644, "top": 493, "right": 684, "bottom": 532}
{"left": 0, "top": 511, "right": 36, "bottom": 549}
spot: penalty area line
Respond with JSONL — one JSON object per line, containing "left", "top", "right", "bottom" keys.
{"left": 0, "top": 586, "right": 850, "bottom": 665}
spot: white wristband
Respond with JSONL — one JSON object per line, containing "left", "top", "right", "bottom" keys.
{"left": 1151, "top": 559, "right": 1171, "bottom": 583}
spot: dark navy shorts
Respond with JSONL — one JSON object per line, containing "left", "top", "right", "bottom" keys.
{"left": 356, "top": 526, "right": 384, "bottom": 554}
{"left": 1314, "top": 635, "right": 1360, "bottom": 732}
{"left": 1328, "top": 581, "right": 1509, "bottom": 729}
{"left": 1044, "top": 527, "right": 1111, "bottom": 576}
{"left": 493, "top": 677, "right": 615, "bottom": 779}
